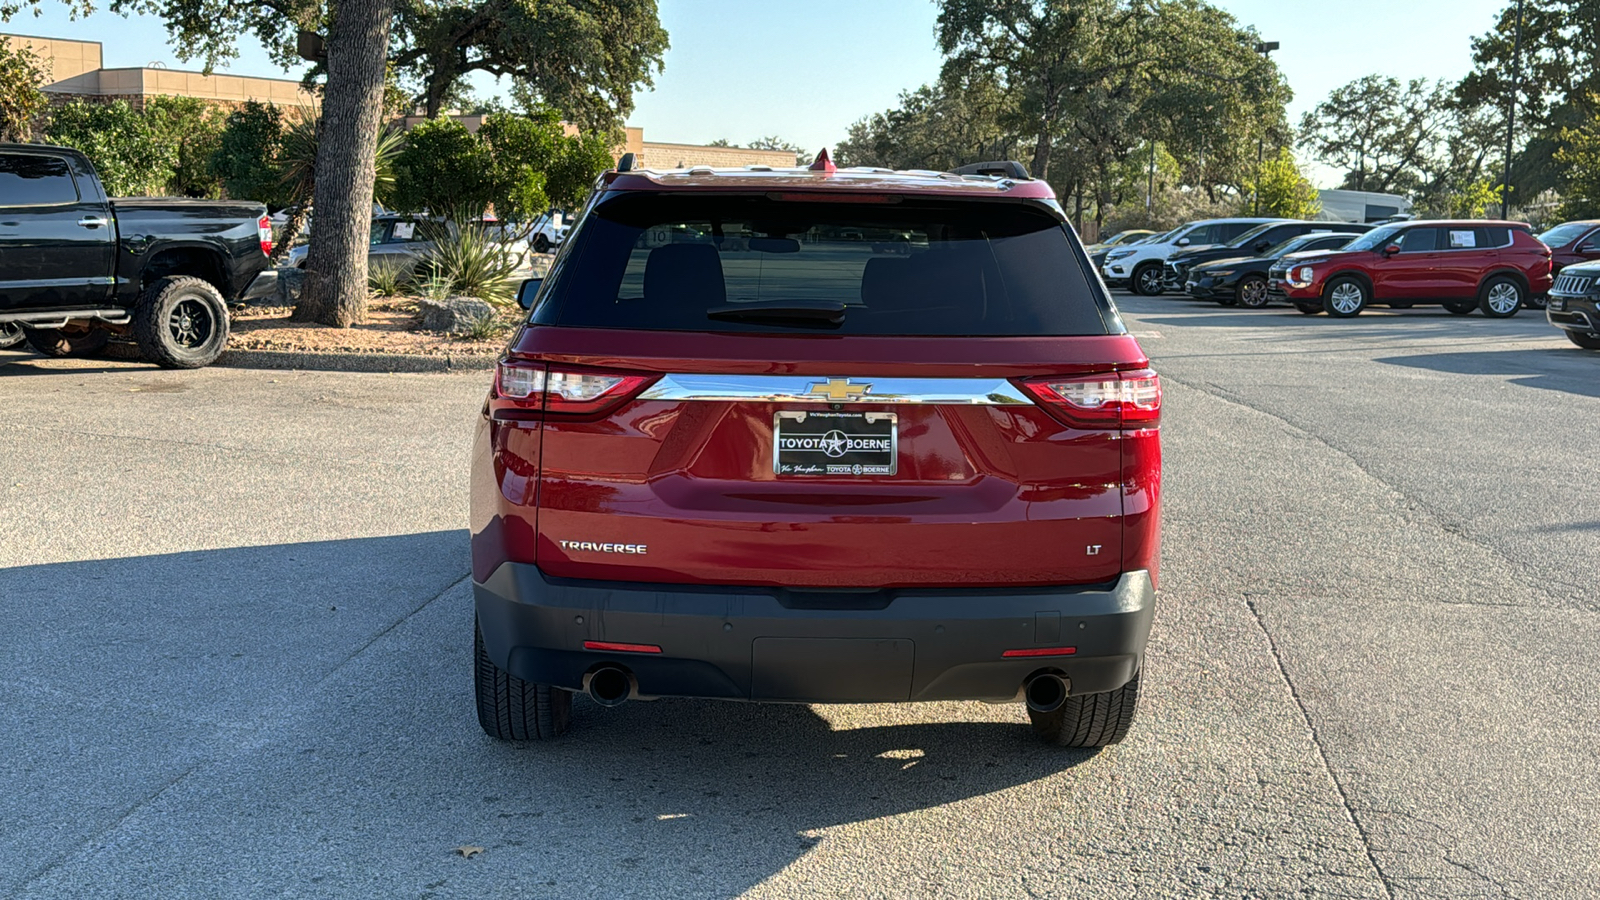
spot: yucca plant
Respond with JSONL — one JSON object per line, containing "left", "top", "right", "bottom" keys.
{"left": 367, "top": 259, "right": 409, "bottom": 298}
{"left": 459, "top": 309, "right": 513, "bottom": 341}
{"left": 417, "top": 224, "right": 518, "bottom": 306}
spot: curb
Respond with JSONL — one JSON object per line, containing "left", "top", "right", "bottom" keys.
{"left": 215, "top": 348, "right": 498, "bottom": 373}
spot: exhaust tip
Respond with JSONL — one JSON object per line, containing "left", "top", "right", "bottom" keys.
{"left": 1024, "top": 673, "right": 1068, "bottom": 714}
{"left": 586, "top": 666, "right": 632, "bottom": 707}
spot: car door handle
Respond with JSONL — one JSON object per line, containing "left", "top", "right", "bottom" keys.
{"left": 78, "top": 216, "right": 109, "bottom": 229}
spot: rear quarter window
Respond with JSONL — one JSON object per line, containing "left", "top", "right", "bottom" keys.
{"left": 0, "top": 153, "right": 79, "bottom": 206}
{"left": 534, "top": 193, "right": 1115, "bottom": 336}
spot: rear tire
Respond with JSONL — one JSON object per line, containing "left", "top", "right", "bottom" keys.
{"left": 1236, "top": 275, "right": 1270, "bottom": 308}
{"left": 133, "top": 276, "right": 230, "bottom": 369}
{"left": 1294, "top": 302, "right": 1323, "bottom": 315}
{"left": 0, "top": 322, "right": 24, "bottom": 349}
{"left": 533, "top": 234, "right": 551, "bottom": 254}
{"left": 1029, "top": 672, "right": 1141, "bottom": 748}
{"left": 1567, "top": 331, "right": 1600, "bottom": 350}
{"left": 1444, "top": 300, "right": 1475, "bottom": 316}
{"left": 1478, "top": 275, "right": 1524, "bottom": 318}
{"left": 24, "top": 325, "right": 111, "bottom": 357}
{"left": 475, "top": 619, "right": 571, "bottom": 740}
{"left": 1131, "top": 263, "right": 1164, "bottom": 296}
{"left": 1322, "top": 276, "right": 1368, "bottom": 318}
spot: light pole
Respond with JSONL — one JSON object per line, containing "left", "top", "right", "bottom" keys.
{"left": 1501, "top": 0, "right": 1524, "bottom": 220}
{"left": 1254, "top": 40, "right": 1280, "bottom": 217}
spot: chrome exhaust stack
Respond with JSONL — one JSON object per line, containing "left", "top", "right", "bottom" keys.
{"left": 585, "top": 666, "right": 632, "bottom": 707}
{"left": 1023, "top": 673, "right": 1068, "bottom": 714}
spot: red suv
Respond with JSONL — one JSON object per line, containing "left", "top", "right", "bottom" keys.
{"left": 470, "top": 157, "right": 1161, "bottom": 748}
{"left": 1268, "top": 220, "right": 1553, "bottom": 318}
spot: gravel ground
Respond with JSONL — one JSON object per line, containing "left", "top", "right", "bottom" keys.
{"left": 1, "top": 296, "right": 1595, "bottom": 898}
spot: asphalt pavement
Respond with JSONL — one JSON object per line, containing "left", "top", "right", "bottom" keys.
{"left": 1, "top": 295, "right": 1595, "bottom": 898}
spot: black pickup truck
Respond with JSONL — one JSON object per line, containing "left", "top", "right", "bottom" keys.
{"left": 0, "top": 143, "right": 278, "bottom": 368}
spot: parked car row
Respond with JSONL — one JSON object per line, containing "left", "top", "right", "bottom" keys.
{"left": 1097, "top": 211, "right": 1600, "bottom": 350}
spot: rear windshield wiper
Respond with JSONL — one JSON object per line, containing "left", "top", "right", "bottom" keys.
{"left": 705, "top": 300, "right": 846, "bottom": 328}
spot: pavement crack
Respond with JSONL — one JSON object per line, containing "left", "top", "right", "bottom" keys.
{"left": 314, "top": 573, "right": 470, "bottom": 689}
{"left": 1242, "top": 595, "right": 1397, "bottom": 900}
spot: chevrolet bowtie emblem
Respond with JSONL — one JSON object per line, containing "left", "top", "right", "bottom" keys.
{"left": 805, "top": 378, "right": 871, "bottom": 401}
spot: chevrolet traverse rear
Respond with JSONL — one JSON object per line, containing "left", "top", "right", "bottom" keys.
{"left": 470, "top": 156, "right": 1162, "bottom": 748}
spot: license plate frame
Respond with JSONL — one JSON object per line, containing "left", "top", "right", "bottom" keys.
{"left": 773, "top": 410, "right": 898, "bottom": 477}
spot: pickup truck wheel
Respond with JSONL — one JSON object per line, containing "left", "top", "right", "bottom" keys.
{"left": 24, "top": 325, "right": 111, "bottom": 358}
{"left": 1322, "top": 277, "right": 1368, "bottom": 317}
{"left": 533, "top": 234, "right": 551, "bottom": 254}
{"left": 0, "top": 322, "right": 24, "bottom": 349}
{"left": 133, "top": 276, "right": 230, "bottom": 369}
{"left": 1294, "top": 302, "right": 1323, "bottom": 315}
{"left": 1444, "top": 300, "right": 1475, "bottom": 315}
{"left": 1567, "top": 331, "right": 1600, "bottom": 350}
{"left": 1236, "top": 275, "right": 1270, "bottom": 308}
{"left": 475, "top": 618, "right": 571, "bottom": 740}
{"left": 1131, "top": 263, "right": 1165, "bottom": 296}
{"left": 1029, "top": 672, "right": 1141, "bottom": 748}
{"left": 1478, "top": 276, "right": 1524, "bottom": 318}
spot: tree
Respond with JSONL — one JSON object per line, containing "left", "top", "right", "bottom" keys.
{"left": 749, "top": 136, "right": 808, "bottom": 166}
{"left": 1299, "top": 76, "right": 1455, "bottom": 194}
{"left": 293, "top": 0, "right": 399, "bottom": 327}
{"left": 1459, "top": 0, "right": 1599, "bottom": 201}
{"left": 836, "top": 76, "right": 1023, "bottom": 172}
{"left": 0, "top": 38, "right": 47, "bottom": 142}
{"left": 391, "top": 0, "right": 669, "bottom": 122}
{"left": 393, "top": 110, "right": 613, "bottom": 220}
{"left": 212, "top": 101, "right": 289, "bottom": 207}
{"left": 44, "top": 97, "right": 223, "bottom": 197}
{"left": 1555, "top": 103, "right": 1600, "bottom": 219}
{"left": 1243, "top": 148, "right": 1320, "bottom": 219}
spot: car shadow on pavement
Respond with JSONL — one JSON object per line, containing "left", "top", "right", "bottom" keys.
{"left": 0, "top": 531, "right": 1097, "bottom": 897}
{"left": 1376, "top": 348, "right": 1600, "bottom": 399}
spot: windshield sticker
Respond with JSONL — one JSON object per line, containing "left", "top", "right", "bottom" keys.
{"left": 393, "top": 221, "right": 416, "bottom": 241}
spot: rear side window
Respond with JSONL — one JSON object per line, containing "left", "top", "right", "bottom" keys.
{"left": 535, "top": 194, "right": 1113, "bottom": 336}
{"left": 0, "top": 153, "right": 79, "bottom": 206}
{"left": 1399, "top": 228, "right": 1437, "bottom": 252}
{"left": 1483, "top": 226, "right": 1513, "bottom": 248}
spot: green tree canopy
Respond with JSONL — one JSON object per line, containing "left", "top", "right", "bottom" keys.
{"left": 211, "top": 101, "right": 289, "bottom": 207}
{"left": 44, "top": 97, "right": 223, "bottom": 197}
{"left": 1243, "top": 148, "right": 1320, "bottom": 219}
{"left": 393, "top": 0, "right": 669, "bottom": 122}
{"left": 1555, "top": 101, "right": 1600, "bottom": 220}
{"left": 393, "top": 111, "right": 613, "bottom": 221}
{"left": 0, "top": 38, "right": 47, "bottom": 142}
{"left": 836, "top": 76, "right": 1023, "bottom": 172}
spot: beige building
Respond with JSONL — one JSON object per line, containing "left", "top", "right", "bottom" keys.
{"left": 3, "top": 32, "right": 316, "bottom": 109}
{"left": 8, "top": 31, "right": 799, "bottom": 169}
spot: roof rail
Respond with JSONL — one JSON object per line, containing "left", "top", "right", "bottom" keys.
{"left": 950, "top": 161, "right": 1031, "bottom": 180}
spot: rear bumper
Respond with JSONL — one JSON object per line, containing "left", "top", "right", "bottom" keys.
{"left": 238, "top": 268, "right": 279, "bottom": 303}
{"left": 475, "top": 565, "right": 1156, "bottom": 704}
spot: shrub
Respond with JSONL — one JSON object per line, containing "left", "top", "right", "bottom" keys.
{"left": 368, "top": 259, "right": 410, "bottom": 298}
{"left": 417, "top": 225, "right": 518, "bottom": 306}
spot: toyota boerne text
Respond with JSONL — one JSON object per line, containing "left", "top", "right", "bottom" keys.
{"left": 469, "top": 153, "right": 1162, "bottom": 748}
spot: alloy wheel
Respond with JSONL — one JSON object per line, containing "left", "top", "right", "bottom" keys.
{"left": 1329, "top": 283, "right": 1364, "bottom": 315}
{"left": 1486, "top": 282, "right": 1521, "bottom": 315}
{"left": 168, "top": 298, "right": 215, "bottom": 349}
{"left": 1238, "top": 278, "right": 1268, "bottom": 308}
{"left": 1137, "top": 267, "right": 1162, "bottom": 294}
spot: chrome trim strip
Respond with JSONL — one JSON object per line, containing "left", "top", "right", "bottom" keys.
{"left": 636, "top": 374, "right": 1036, "bottom": 405}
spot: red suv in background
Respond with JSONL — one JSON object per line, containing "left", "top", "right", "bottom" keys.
{"left": 1537, "top": 220, "right": 1600, "bottom": 276}
{"left": 1269, "top": 220, "right": 1553, "bottom": 318}
{"left": 470, "top": 157, "right": 1161, "bottom": 748}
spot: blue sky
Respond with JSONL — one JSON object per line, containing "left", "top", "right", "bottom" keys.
{"left": 6, "top": 0, "right": 1509, "bottom": 187}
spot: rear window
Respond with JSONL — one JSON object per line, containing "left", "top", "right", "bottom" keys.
{"left": 0, "top": 153, "right": 79, "bottom": 206}
{"left": 533, "top": 193, "right": 1113, "bottom": 336}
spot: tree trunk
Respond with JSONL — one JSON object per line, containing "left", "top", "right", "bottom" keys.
{"left": 1030, "top": 130, "right": 1053, "bottom": 182}
{"left": 292, "top": 0, "right": 396, "bottom": 327}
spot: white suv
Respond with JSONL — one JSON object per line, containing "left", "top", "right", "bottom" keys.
{"left": 1103, "top": 218, "right": 1284, "bottom": 295}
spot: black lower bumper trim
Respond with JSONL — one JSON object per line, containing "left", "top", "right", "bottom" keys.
{"left": 474, "top": 566, "right": 1156, "bottom": 704}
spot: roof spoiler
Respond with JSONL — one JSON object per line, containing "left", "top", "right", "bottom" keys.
{"left": 950, "top": 161, "right": 1031, "bottom": 180}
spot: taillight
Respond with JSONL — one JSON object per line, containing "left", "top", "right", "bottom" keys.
{"left": 258, "top": 214, "right": 273, "bottom": 257}
{"left": 492, "top": 361, "right": 657, "bottom": 420}
{"left": 1017, "top": 369, "right": 1161, "bottom": 429}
